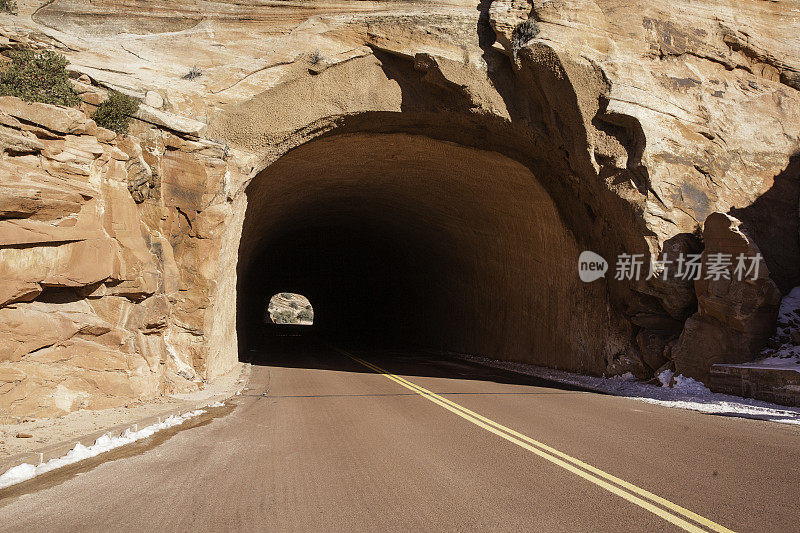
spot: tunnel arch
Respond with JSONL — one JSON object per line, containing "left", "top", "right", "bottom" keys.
{"left": 234, "top": 125, "right": 631, "bottom": 373}
{"left": 204, "top": 49, "right": 656, "bottom": 379}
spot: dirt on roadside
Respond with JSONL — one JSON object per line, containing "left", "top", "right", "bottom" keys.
{"left": 0, "top": 363, "right": 249, "bottom": 461}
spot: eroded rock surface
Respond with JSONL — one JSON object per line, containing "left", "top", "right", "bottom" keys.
{"left": 673, "top": 213, "right": 782, "bottom": 381}
{"left": 0, "top": 0, "right": 798, "bottom": 416}
{"left": 0, "top": 91, "right": 243, "bottom": 419}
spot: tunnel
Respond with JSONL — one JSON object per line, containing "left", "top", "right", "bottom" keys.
{"left": 236, "top": 130, "right": 616, "bottom": 373}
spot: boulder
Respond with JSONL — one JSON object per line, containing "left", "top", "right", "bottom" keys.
{"left": 137, "top": 105, "right": 206, "bottom": 137}
{"left": 636, "top": 330, "right": 674, "bottom": 372}
{"left": 673, "top": 213, "right": 782, "bottom": 381}
{"left": 144, "top": 91, "right": 164, "bottom": 109}
{"left": 0, "top": 97, "right": 88, "bottom": 135}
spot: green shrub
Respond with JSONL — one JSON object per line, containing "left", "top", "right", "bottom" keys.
{"left": 0, "top": 48, "right": 79, "bottom": 106}
{"left": 0, "top": 0, "right": 17, "bottom": 15}
{"left": 91, "top": 90, "right": 139, "bottom": 134}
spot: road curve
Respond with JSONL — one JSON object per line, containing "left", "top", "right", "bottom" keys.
{"left": 0, "top": 345, "right": 798, "bottom": 532}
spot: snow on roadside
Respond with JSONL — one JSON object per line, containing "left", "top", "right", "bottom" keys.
{"left": 0, "top": 409, "right": 208, "bottom": 490}
{"left": 458, "top": 354, "right": 800, "bottom": 426}
{"left": 454, "top": 287, "right": 800, "bottom": 425}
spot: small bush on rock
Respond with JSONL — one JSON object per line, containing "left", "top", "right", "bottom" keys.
{"left": 272, "top": 310, "right": 296, "bottom": 324}
{"left": 182, "top": 66, "right": 202, "bottom": 80}
{"left": 308, "top": 50, "right": 324, "bottom": 65}
{"left": 0, "top": 48, "right": 80, "bottom": 106}
{"left": 0, "top": 0, "right": 17, "bottom": 15}
{"left": 512, "top": 20, "right": 540, "bottom": 54}
{"left": 0, "top": 0, "right": 17, "bottom": 14}
{"left": 91, "top": 90, "right": 139, "bottom": 134}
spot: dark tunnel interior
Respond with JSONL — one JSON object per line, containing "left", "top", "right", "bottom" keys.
{"left": 239, "top": 206, "right": 459, "bottom": 348}
{"left": 235, "top": 131, "right": 612, "bottom": 373}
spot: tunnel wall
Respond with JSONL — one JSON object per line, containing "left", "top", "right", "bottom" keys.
{"left": 206, "top": 45, "right": 656, "bottom": 379}
{"left": 198, "top": 34, "right": 794, "bottom": 384}
{"left": 237, "top": 132, "right": 624, "bottom": 373}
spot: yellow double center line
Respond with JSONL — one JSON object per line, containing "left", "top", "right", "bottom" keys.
{"left": 335, "top": 348, "right": 735, "bottom": 533}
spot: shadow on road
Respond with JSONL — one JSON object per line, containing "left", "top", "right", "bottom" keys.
{"left": 242, "top": 327, "right": 602, "bottom": 395}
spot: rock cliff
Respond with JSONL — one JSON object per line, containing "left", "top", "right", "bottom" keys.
{"left": 0, "top": 0, "right": 798, "bottom": 417}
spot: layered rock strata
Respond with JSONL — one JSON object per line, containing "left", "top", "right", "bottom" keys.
{"left": 0, "top": 0, "right": 798, "bottom": 416}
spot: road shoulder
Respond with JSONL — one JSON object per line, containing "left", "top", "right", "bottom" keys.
{"left": 0, "top": 363, "right": 250, "bottom": 473}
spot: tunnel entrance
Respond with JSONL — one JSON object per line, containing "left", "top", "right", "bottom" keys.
{"left": 236, "top": 131, "right": 612, "bottom": 372}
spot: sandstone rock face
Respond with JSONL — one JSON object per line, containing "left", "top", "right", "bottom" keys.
{"left": 0, "top": 0, "right": 799, "bottom": 416}
{"left": 0, "top": 93, "right": 241, "bottom": 420}
{"left": 673, "top": 213, "right": 782, "bottom": 381}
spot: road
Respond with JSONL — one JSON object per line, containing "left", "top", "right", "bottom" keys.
{"left": 0, "top": 344, "right": 798, "bottom": 532}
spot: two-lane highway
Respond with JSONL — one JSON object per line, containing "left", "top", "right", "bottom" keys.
{"left": 1, "top": 345, "right": 798, "bottom": 532}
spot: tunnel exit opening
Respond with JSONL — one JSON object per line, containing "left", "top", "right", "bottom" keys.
{"left": 268, "top": 293, "right": 314, "bottom": 325}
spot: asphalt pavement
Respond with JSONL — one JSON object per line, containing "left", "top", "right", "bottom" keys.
{"left": 1, "top": 344, "right": 798, "bottom": 532}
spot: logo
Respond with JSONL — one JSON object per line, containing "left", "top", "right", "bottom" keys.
{"left": 578, "top": 251, "right": 764, "bottom": 283}
{"left": 579, "top": 251, "right": 608, "bottom": 283}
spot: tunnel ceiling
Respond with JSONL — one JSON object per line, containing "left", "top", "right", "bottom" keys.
{"left": 238, "top": 132, "right": 619, "bottom": 373}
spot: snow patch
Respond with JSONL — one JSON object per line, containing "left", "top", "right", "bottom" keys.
{"left": 458, "top": 354, "right": 800, "bottom": 426}
{"left": 779, "top": 286, "right": 800, "bottom": 324}
{"left": 657, "top": 369, "right": 674, "bottom": 387}
{"left": 0, "top": 409, "right": 205, "bottom": 490}
{"left": 671, "top": 374, "right": 710, "bottom": 395}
